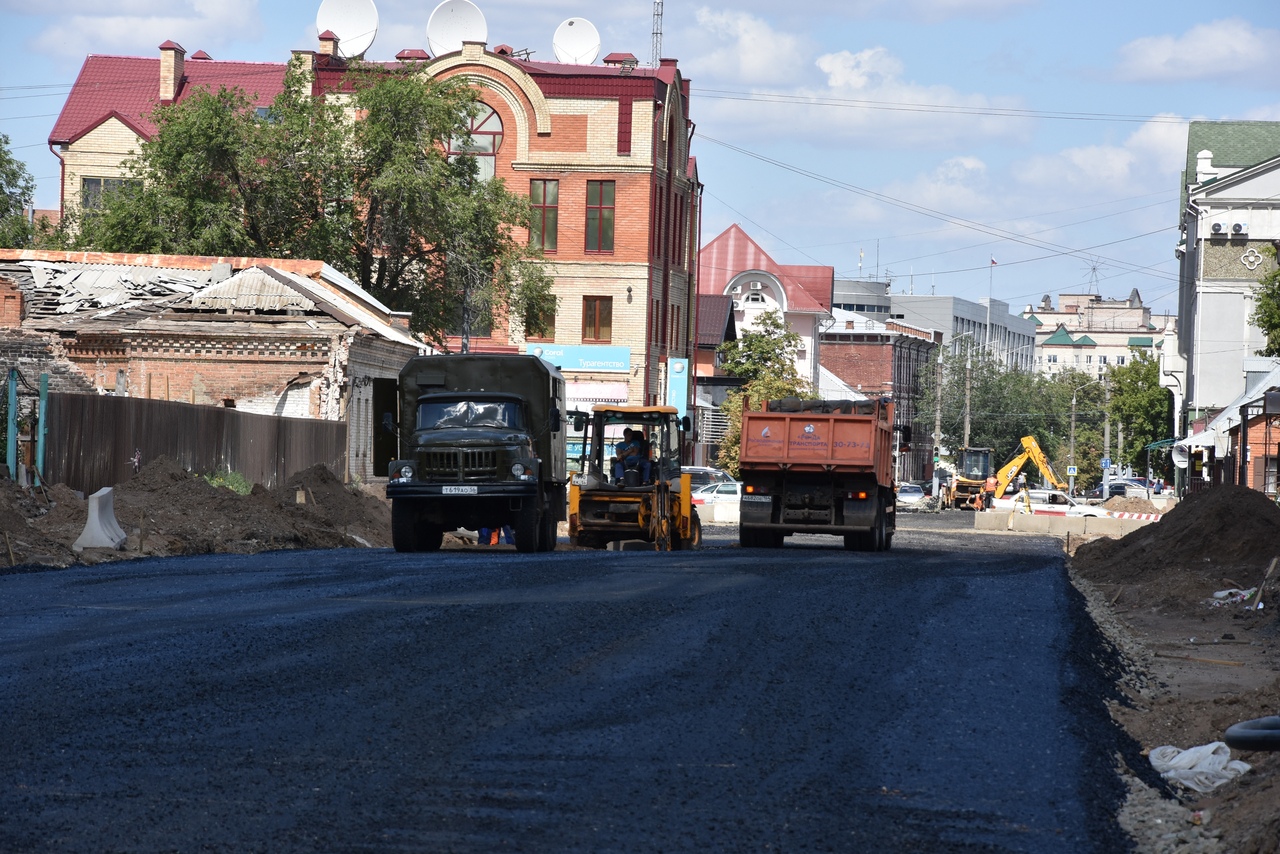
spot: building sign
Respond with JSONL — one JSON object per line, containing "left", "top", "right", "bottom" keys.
{"left": 526, "top": 344, "right": 631, "bottom": 373}
{"left": 666, "top": 358, "right": 689, "bottom": 419}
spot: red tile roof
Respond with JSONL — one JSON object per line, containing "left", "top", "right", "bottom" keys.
{"left": 50, "top": 54, "right": 289, "bottom": 145}
{"left": 697, "top": 224, "right": 832, "bottom": 314}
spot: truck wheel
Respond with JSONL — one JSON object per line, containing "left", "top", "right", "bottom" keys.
{"left": 739, "top": 527, "right": 758, "bottom": 548}
{"left": 514, "top": 505, "right": 540, "bottom": 553}
{"left": 392, "top": 500, "right": 422, "bottom": 553}
{"left": 870, "top": 503, "right": 887, "bottom": 552}
{"left": 537, "top": 512, "right": 557, "bottom": 552}
{"left": 420, "top": 526, "right": 444, "bottom": 552}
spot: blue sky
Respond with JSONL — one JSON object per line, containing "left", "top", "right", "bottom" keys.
{"left": 4, "top": 0, "right": 1280, "bottom": 314}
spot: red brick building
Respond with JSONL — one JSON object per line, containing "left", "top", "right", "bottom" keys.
{"left": 48, "top": 35, "right": 701, "bottom": 413}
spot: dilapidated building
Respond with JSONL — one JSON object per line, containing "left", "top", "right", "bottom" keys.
{"left": 0, "top": 249, "right": 423, "bottom": 482}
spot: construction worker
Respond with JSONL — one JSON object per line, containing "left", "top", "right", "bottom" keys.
{"left": 983, "top": 473, "right": 999, "bottom": 509}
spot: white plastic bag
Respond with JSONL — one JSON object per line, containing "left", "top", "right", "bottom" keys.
{"left": 1149, "top": 742, "right": 1251, "bottom": 793}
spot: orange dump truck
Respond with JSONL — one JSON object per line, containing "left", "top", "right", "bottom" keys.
{"left": 737, "top": 396, "right": 903, "bottom": 551}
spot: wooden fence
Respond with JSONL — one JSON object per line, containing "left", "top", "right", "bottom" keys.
{"left": 43, "top": 393, "right": 347, "bottom": 495}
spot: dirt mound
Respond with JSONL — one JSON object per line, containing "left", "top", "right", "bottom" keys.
{"left": 1103, "top": 495, "right": 1161, "bottom": 515}
{"left": 271, "top": 463, "right": 393, "bottom": 549}
{"left": 1074, "top": 485, "right": 1280, "bottom": 587}
{"left": 1, "top": 456, "right": 393, "bottom": 571}
{"left": 0, "top": 480, "right": 77, "bottom": 569}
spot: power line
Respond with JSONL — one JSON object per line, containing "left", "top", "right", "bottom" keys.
{"left": 697, "top": 133, "right": 1181, "bottom": 286}
{"left": 691, "top": 88, "right": 1191, "bottom": 125}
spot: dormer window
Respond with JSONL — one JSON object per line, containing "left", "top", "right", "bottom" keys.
{"left": 744, "top": 292, "right": 766, "bottom": 304}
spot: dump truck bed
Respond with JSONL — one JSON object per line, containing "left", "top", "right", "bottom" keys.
{"left": 739, "top": 408, "right": 893, "bottom": 486}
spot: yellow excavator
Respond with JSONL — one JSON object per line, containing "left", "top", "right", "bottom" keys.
{"left": 994, "top": 436, "right": 1068, "bottom": 497}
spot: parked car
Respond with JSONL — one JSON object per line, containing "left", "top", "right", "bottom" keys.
{"left": 1085, "top": 479, "right": 1146, "bottom": 502}
{"left": 682, "top": 466, "right": 735, "bottom": 488}
{"left": 691, "top": 480, "right": 743, "bottom": 506}
{"left": 896, "top": 483, "right": 926, "bottom": 506}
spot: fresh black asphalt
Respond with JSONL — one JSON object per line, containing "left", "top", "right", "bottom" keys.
{"left": 0, "top": 516, "right": 1139, "bottom": 852}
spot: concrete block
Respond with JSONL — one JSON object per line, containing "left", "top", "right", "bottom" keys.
{"left": 1083, "top": 516, "right": 1126, "bottom": 537}
{"left": 72, "top": 487, "right": 128, "bottom": 552}
{"left": 973, "top": 512, "right": 1005, "bottom": 530}
{"left": 710, "top": 503, "right": 740, "bottom": 524}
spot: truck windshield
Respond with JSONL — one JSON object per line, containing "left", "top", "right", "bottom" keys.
{"left": 417, "top": 400, "right": 525, "bottom": 430}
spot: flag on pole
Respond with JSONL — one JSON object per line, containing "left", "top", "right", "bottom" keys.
{"left": 990, "top": 257, "right": 998, "bottom": 266}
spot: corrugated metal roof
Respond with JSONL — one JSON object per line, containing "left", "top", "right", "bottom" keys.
{"left": 188, "top": 267, "right": 316, "bottom": 312}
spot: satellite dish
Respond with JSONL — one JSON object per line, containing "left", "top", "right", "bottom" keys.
{"left": 315, "top": 0, "right": 379, "bottom": 58}
{"left": 552, "top": 17, "right": 600, "bottom": 64}
{"left": 426, "top": 0, "right": 488, "bottom": 56}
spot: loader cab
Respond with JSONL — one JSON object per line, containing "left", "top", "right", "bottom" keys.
{"left": 571, "top": 405, "right": 690, "bottom": 489}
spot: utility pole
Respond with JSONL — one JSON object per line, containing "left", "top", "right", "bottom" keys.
{"left": 1102, "top": 378, "right": 1111, "bottom": 496}
{"left": 1069, "top": 387, "right": 1078, "bottom": 496}
{"left": 932, "top": 346, "right": 943, "bottom": 502}
{"left": 962, "top": 347, "right": 972, "bottom": 449}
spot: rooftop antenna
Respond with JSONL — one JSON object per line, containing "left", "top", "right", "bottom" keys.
{"left": 426, "top": 0, "right": 487, "bottom": 57}
{"left": 552, "top": 18, "right": 600, "bottom": 64}
{"left": 1082, "top": 255, "right": 1103, "bottom": 294}
{"left": 315, "top": 0, "right": 379, "bottom": 58}
{"left": 651, "top": 0, "right": 663, "bottom": 66}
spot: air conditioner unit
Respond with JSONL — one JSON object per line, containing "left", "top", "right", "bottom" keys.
{"left": 1211, "top": 222, "right": 1225, "bottom": 234}
{"left": 729, "top": 284, "right": 741, "bottom": 295}
{"left": 1232, "top": 222, "right": 1248, "bottom": 235}
{"left": 732, "top": 299, "right": 742, "bottom": 310}
{"left": 749, "top": 282, "right": 763, "bottom": 291}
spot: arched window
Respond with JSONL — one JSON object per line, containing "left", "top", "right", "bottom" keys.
{"left": 449, "top": 103, "right": 504, "bottom": 181}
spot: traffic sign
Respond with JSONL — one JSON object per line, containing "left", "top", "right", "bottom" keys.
{"left": 1067, "top": 465, "right": 1078, "bottom": 476}
{"left": 1101, "top": 457, "right": 1111, "bottom": 469}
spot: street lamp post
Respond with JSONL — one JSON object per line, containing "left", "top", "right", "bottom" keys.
{"left": 1068, "top": 379, "right": 1096, "bottom": 495}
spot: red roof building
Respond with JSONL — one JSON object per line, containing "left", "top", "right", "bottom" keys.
{"left": 697, "top": 224, "right": 833, "bottom": 389}
{"left": 47, "top": 35, "right": 702, "bottom": 413}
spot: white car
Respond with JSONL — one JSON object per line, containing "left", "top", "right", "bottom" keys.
{"left": 691, "top": 481, "right": 743, "bottom": 506}
{"left": 991, "top": 489, "right": 1106, "bottom": 517}
{"left": 896, "top": 483, "right": 926, "bottom": 506}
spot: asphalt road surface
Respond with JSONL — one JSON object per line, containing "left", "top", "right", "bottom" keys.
{"left": 1, "top": 515, "right": 1138, "bottom": 852}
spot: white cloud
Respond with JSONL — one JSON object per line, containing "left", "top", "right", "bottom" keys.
{"left": 31, "top": 0, "right": 262, "bottom": 60}
{"left": 796, "top": 47, "right": 1029, "bottom": 148}
{"left": 681, "top": 9, "right": 811, "bottom": 86}
{"left": 1011, "top": 117, "right": 1187, "bottom": 194}
{"left": 1114, "top": 18, "right": 1280, "bottom": 84}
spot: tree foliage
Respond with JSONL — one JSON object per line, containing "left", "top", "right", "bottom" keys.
{"left": 713, "top": 310, "right": 813, "bottom": 476}
{"left": 67, "top": 59, "right": 552, "bottom": 350}
{"left": 1105, "top": 350, "right": 1173, "bottom": 476}
{"left": 0, "top": 133, "right": 36, "bottom": 248}
{"left": 1250, "top": 246, "right": 1280, "bottom": 357}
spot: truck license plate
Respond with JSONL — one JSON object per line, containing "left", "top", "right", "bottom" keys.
{"left": 442, "top": 486, "right": 478, "bottom": 495}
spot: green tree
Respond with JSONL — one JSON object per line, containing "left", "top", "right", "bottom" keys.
{"left": 1250, "top": 246, "right": 1280, "bottom": 356}
{"left": 1106, "top": 350, "right": 1173, "bottom": 476}
{"left": 69, "top": 59, "right": 552, "bottom": 349}
{"left": 0, "top": 133, "right": 36, "bottom": 248}
{"left": 713, "top": 310, "right": 813, "bottom": 475}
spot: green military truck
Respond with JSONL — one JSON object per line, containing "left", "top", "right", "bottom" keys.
{"left": 386, "top": 355, "right": 568, "bottom": 553}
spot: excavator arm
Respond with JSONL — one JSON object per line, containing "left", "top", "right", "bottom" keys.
{"left": 1022, "top": 436, "right": 1067, "bottom": 491}
{"left": 995, "top": 436, "right": 1067, "bottom": 496}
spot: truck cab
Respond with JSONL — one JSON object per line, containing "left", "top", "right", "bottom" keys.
{"left": 386, "top": 355, "right": 567, "bottom": 553}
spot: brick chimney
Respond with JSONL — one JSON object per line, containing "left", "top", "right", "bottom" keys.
{"left": 159, "top": 40, "right": 186, "bottom": 104}
{"left": 318, "top": 30, "right": 339, "bottom": 57}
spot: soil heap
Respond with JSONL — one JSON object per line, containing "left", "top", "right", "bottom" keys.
{"left": 0, "top": 457, "right": 392, "bottom": 571}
